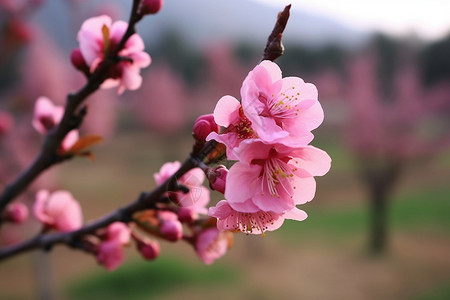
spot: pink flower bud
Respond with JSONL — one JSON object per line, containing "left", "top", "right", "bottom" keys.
{"left": 160, "top": 219, "right": 183, "bottom": 242}
{"left": 177, "top": 207, "right": 197, "bottom": 223}
{"left": 136, "top": 238, "right": 160, "bottom": 260}
{"left": 70, "top": 48, "right": 89, "bottom": 74}
{"left": 4, "top": 203, "right": 29, "bottom": 224}
{"left": 193, "top": 114, "right": 220, "bottom": 141}
{"left": 97, "top": 240, "right": 125, "bottom": 271}
{"left": 32, "top": 97, "right": 64, "bottom": 134}
{"left": 139, "top": 0, "right": 164, "bottom": 15}
{"left": 33, "top": 190, "right": 83, "bottom": 232}
{"left": 207, "top": 165, "right": 228, "bottom": 194}
{"left": 106, "top": 222, "right": 131, "bottom": 245}
{"left": 0, "top": 110, "right": 14, "bottom": 137}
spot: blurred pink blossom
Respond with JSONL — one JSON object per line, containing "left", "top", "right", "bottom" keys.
{"left": 135, "top": 237, "right": 160, "bottom": 260}
{"left": 96, "top": 222, "right": 130, "bottom": 271}
{"left": 106, "top": 222, "right": 131, "bottom": 245}
{"left": 96, "top": 239, "right": 125, "bottom": 271}
{"left": 32, "top": 96, "right": 79, "bottom": 151}
{"left": 195, "top": 228, "right": 230, "bottom": 265}
{"left": 77, "top": 15, "right": 151, "bottom": 94}
{"left": 158, "top": 211, "right": 183, "bottom": 242}
{"left": 33, "top": 189, "right": 83, "bottom": 232}
{"left": 131, "top": 64, "right": 187, "bottom": 133}
{"left": 154, "top": 161, "right": 210, "bottom": 213}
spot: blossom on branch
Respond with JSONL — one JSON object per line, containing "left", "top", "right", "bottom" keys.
{"left": 96, "top": 222, "right": 131, "bottom": 271}
{"left": 32, "top": 96, "right": 79, "bottom": 151}
{"left": 195, "top": 227, "right": 232, "bottom": 265}
{"left": 33, "top": 189, "right": 83, "bottom": 232}
{"left": 207, "top": 60, "right": 331, "bottom": 235}
{"left": 77, "top": 15, "right": 151, "bottom": 94}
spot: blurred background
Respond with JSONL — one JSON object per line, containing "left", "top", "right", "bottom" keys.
{"left": 0, "top": 0, "right": 449, "bottom": 299}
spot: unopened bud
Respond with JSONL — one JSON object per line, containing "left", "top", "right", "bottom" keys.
{"left": 160, "top": 219, "right": 183, "bottom": 242}
{"left": 70, "top": 48, "right": 89, "bottom": 75}
{"left": 139, "top": 0, "right": 164, "bottom": 15}
{"left": 177, "top": 207, "right": 197, "bottom": 223}
{"left": 207, "top": 165, "right": 228, "bottom": 194}
{"left": 136, "top": 238, "right": 160, "bottom": 260}
{"left": 193, "top": 114, "right": 220, "bottom": 141}
{"left": 4, "top": 203, "right": 29, "bottom": 224}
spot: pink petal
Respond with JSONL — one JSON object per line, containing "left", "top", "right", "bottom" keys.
{"left": 213, "top": 95, "right": 241, "bottom": 127}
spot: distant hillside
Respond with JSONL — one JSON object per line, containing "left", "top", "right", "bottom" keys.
{"left": 33, "top": 0, "right": 368, "bottom": 50}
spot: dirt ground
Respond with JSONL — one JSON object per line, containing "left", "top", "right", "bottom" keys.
{"left": 0, "top": 133, "right": 449, "bottom": 300}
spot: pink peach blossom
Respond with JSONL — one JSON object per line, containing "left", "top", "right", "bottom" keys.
{"left": 225, "top": 140, "right": 331, "bottom": 214}
{"left": 96, "top": 239, "right": 125, "bottom": 271}
{"left": 77, "top": 15, "right": 151, "bottom": 94}
{"left": 33, "top": 189, "right": 83, "bottom": 232}
{"left": 241, "top": 60, "right": 323, "bottom": 147}
{"left": 106, "top": 222, "right": 131, "bottom": 245}
{"left": 32, "top": 97, "right": 79, "bottom": 151}
{"left": 195, "top": 228, "right": 231, "bottom": 265}
{"left": 154, "top": 161, "right": 210, "bottom": 214}
{"left": 209, "top": 200, "right": 307, "bottom": 235}
{"left": 32, "top": 96, "right": 64, "bottom": 134}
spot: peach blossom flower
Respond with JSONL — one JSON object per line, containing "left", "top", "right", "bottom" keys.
{"left": 32, "top": 97, "right": 79, "bottom": 151}
{"left": 96, "top": 222, "right": 130, "bottom": 271}
{"left": 209, "top": 200, "right": 307, "bottom": 235}
{"left": 33, "top": 189, "right": 83, "bottom": 232}
{"left": 225, "top": 140, "right": 331, "bottom": 214}
{"left": 77, "top": 15, "right": 151, "bottom": 94}
{"left": 195, "top": 228, "right": 231, "bottom": 264}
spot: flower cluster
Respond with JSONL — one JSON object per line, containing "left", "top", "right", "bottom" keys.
{"left": 207, "top": 60, "right": 331, "bottom": 235}
{"left": 75, "top": 15, "right": 151, "bottom": 94}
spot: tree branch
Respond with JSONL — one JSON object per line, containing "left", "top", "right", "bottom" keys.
{"left": 0, "top": 0, "right": 143, "bottom": 214}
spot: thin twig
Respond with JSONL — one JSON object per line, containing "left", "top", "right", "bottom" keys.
{"left": 262, "top": 4, "right": 291, "bottom": 62}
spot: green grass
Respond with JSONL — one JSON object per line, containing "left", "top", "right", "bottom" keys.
{"left": 65, "top": 256, "right": 238, "bottom": 300}
{"left": 415, "top": 282, "right": 450, "bottom": 300}
{"left": 280, "top": 185, "right": 450, "bottom": 240}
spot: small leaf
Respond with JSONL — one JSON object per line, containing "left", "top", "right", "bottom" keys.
{"left": 69, "top": 135, "right": 103, "bottom": 152}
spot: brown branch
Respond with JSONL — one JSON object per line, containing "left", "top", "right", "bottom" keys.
{"left": 0, "top": 0, "right": 143, "bottom": 214}
{"left": 262, "top": 4, "right": 291, "bottom": 62}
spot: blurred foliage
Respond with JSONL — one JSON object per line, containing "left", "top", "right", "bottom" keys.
{"left": 280, "top": 185, "right": 450, "bottom": 241}
{"left": 66, "top": 255, "right": 238, "bottom": 300}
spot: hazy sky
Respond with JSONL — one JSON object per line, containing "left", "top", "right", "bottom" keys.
{"left": 254, "top": 0, "right": 450, "bottom": 40}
